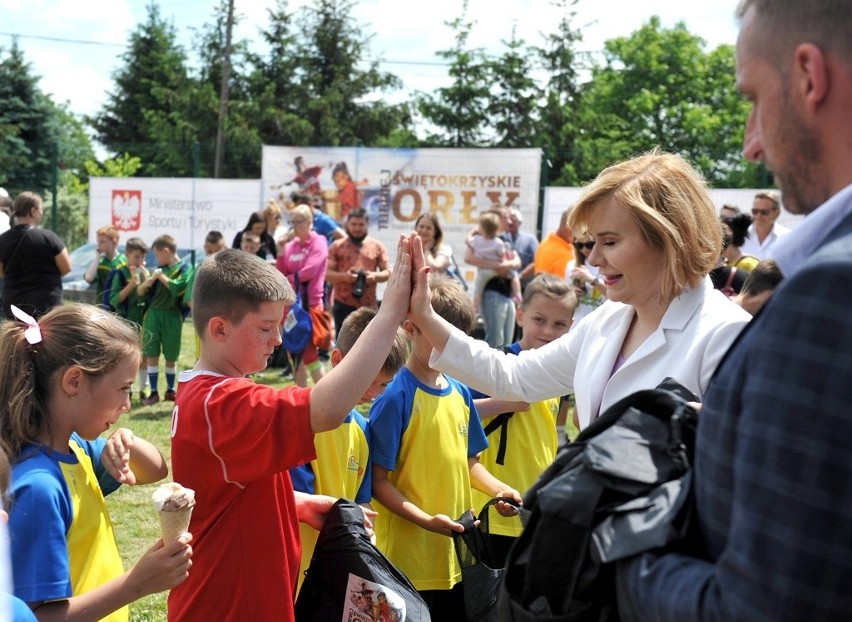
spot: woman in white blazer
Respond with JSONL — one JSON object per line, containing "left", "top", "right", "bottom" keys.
{"left": 409, "top": 151, "right": 751, "bottom": 430}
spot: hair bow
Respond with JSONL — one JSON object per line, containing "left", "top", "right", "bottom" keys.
{"left": 10, "top": 305, "right": 43, "bottom": 345}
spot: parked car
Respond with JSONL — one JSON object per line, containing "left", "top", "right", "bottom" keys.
{"left": 62, "top": 242, "right": 203, "bottom": 304}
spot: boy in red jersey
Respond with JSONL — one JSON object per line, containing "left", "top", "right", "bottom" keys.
{"left": 167, "top": 240, "right": 412, "bottom": 622}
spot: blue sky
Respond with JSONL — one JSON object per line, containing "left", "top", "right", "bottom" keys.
{"left": 2, "top": 0, "right": 740, "bottom": 119}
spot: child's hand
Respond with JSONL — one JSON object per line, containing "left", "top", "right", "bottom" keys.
{"left": 494, "top": 490, "right": 523, "bottom": 517}
{"left": 361, "top": 506, "right": 378, "bottom": 543}
{"left": 379, "top": 234, "right": 413, "bottom": 323}
{"left": 409, "top": 234, "right": 433, "bottom": 324}
{"left": 103, "top": 428, "right": 139, "bottom": 485}
{"left": 295, "top": 492, "right": 337, "bottom": 531}
{"left": 425, "top": 513, "right": 466, "bottom": 537}
{"left": 129, "top": 534, "right": 194, "bottom": 596}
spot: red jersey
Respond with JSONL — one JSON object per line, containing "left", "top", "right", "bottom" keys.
{"left": 167, "top": 371, "right": 315, "bottom": 622}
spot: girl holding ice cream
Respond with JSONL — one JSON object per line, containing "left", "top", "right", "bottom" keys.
{"left": 0, "top": 303, "right": 193, "bottom": 622}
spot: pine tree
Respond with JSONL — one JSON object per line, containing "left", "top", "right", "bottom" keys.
{"left": 0, "top": 40, "right": 59, "bottom": 194}
{"left": 90, "top": 2, "right": 194, "bottom": 176}
{"left": 416, "top": 2, "right": 491, "bottom": 147}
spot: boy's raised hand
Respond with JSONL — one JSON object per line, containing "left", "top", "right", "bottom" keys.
{"left": 379, "top": 234, "right": 413, "bottom": 323}
{"left": 409, "top": 233, "right": 433, "bottom": 324}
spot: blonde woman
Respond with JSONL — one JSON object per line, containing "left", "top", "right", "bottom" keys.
{"left": 275, "top": 204, "right": 328, "bottom": 387}
{"left": 410, "top": 151, "right": 751, "bottom": 430}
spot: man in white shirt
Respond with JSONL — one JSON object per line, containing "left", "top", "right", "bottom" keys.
{"left": 0, "top": 188, "right": 11, "bottom": 235}
{"left": 740, "top": 190, "right": 790, "bottom": 258}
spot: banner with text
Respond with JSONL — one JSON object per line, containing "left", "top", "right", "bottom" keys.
{"left": 89, "top": 178, "right": 263, "bottom": 251}
{"left": 262, "top": 146, "right": 542, "bottom": 281}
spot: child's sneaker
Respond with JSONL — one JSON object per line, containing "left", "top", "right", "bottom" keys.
{"left": 142, "top": 393, "right": 160, "bottom": 406}
{"left": 164, "top": 389, "right": 177, "bottom": 401}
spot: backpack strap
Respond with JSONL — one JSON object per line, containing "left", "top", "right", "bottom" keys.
{"left": 483, "top": 413, "right": 514, "bottom": 465}
{"left": 482, "top": 345, "right": 519, "bottom": 466}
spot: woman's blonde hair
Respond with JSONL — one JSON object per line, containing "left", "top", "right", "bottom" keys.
{"left": 0, "top": 304, "right": 141, "bottom": 458}
{"left": 290, "top": 204, "right": 313, "bottom": 225}
{"left": 570, "top": 150, "right": 721, "bottom": 302}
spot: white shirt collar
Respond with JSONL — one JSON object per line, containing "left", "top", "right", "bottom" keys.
{"left": 769, "top": 183, "right": 852, "bottom": 277}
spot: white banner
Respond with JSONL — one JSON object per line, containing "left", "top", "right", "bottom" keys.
{"left": 543, "top": 186, "right": 803, "bottom": 237}
{"left": 88, "top": 178, "right": 263, "bottom": 252}
{"left": 262, "top": 146, "right": 542, "bottom": 280}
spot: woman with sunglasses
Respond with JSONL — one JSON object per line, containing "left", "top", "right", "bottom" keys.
{"left": 409, "top": 151, "right": 751, "bottom": 431}
{"left": 566, "top": 234, "right": 607, "bottom": 326}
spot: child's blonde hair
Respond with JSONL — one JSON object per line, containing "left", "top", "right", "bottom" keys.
{"left": 478, "top": 211, "right": 501, "bottom": 238}
{"left": 0, "top": 304, "right": 140, "bottom": 458}
{"left": 336, "top": 307, "right": 407, "bottom": 375}
{"left": 521, "top": 273, "right": 578, "bottom": 311}
{"left": 429, "top": 274, "right": 476, "bottom": 334}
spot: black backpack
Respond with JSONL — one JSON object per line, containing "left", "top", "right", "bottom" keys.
{"left": 497, "top": 382, "right": 698, "bottom": 622}
{"left": 295, "top": 498, "right": 432, "bottom": 622}
{"left": 100, "top": 267, "right": 128, "bottom": 314}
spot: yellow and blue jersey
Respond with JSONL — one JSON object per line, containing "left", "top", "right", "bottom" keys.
{"left": 369, "top": 367, "right": 488, "bottom": 591}
{"left": 9, "top": 434, "right": 127, "bottom": 621}
{"left": 470, "top": 341, "right": 560, "bottom": 537}
{"left": 291, "top": 410, "right": 372, "bottom": 591}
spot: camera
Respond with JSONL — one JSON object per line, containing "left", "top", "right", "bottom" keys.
{"left": 352, "top": 271, "right": 366, "bottom": 299}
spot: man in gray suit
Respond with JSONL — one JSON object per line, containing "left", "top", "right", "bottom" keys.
{"left": 618, "top": 2, "right": 852, "bottom": 620}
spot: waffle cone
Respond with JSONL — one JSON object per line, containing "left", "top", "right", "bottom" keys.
{"left": 158, "top": 507, "right": 193, "bottom": 542}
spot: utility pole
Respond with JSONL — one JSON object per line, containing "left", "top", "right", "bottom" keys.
{"left": 214, "top": 0, "right": 235, "bottom": 178}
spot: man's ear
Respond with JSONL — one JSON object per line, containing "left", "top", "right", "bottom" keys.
{"left": 795, "top": 43, "right": 829, "bottom": 112}
{"left": 330, "top": 348, "right": 343, "bottom": 368}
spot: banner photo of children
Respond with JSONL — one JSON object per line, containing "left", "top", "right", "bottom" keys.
{"left": 262, "top": 146, "right": 543, "bottom": 289}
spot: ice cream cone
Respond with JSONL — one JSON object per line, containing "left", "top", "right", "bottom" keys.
{"left": 158, "top": 506, "right": 193, "bottom": 542}
{"left": 152, "top": 482, "right": 196, "bottom": 542}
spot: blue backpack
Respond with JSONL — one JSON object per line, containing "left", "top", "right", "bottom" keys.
{"left": 281, "top": 273, "right": 312, "bottom": 356}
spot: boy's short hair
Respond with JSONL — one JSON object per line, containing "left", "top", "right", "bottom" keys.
{"left": 479, "top": 211, "right": 501, "bottom": 238}
{"left": 205, "top": 230, "right": 225, "bottom": 245}
{"left": 522, "top": 273, "right": 578, "bottom": 310}
{"left": 152, "top": 234, "right": 177, "bottom": 253}
{"left": 125, "top": 237, "right": 147, "bottom": 255}
{"left": 336, "top": 307, "right": 407, "bottom": 375}
{"left": 96, "top": 225, "right": 120, "bottom": 242}
{"left": 192, "top": 249, "right": 294, "bottom": 337}
{"left": 429, "top": 274, "right": 476, "bottom": 334}
{"left": 741, "top": 259, "right": 783, "bottom": 296}
{"left": 291, "top": 191, "right": 311, "bottom": 205}
{"left": 241, "top": 232, "right": 261, "bottom": 246}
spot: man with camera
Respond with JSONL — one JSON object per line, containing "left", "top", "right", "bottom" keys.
{"left": 326, "top": 208, "right": 390, "bottom": 338}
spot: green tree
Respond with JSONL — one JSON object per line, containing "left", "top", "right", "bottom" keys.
{"left": 573, "top": 17, "right": 755, "bottom": 186}
{"left": 0, "top": 40, "right": 59, "bottom": 194}
{"left": 533, "top": 0, "right": 584, "bottom": 184}
{"left": 293, "top": 0, "right": 410, "bottom": 146}
{"left": 486, "top": 27, "right": 542, "bottom": 147}
{"left": 415, "top": 3, "right": 491, "bottom": 147}
{"left": 246, "top": 0, "right": 315, "bottom": 147}
{"left": 189, "top": 0, "right": 261, "bottom": 177}
{"left": 90, "top": 2, "right": 195, "bottom": 176}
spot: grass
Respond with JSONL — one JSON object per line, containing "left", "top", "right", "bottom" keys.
{"left": 106, "top": 320, "right": 296, "bottom": 621}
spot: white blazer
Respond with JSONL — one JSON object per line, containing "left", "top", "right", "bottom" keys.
{"left": 431, "top": 277, "right": 751, "bottom": 429}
